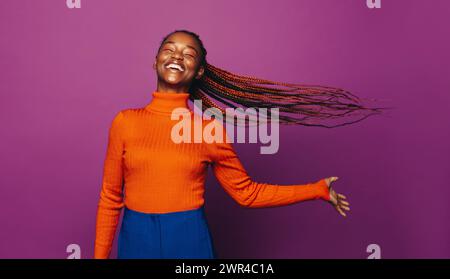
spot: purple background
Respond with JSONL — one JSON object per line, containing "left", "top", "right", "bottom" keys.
{"left": 1, "top": 0, "right": 449, "bottom": 259}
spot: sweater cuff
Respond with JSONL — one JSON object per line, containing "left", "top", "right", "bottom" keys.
{"left": 316, "top": 178, "right": 331, "bottom": 201}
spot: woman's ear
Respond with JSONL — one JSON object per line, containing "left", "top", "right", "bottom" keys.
{"left": 152, "top": 60, "right": 157, "bottom": 70}
{"left": 195, "top": 65, "right": 204, "bottom": 80}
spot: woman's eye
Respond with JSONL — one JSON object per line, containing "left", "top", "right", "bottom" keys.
{"left": 184, "top": 53, "right": 195, "bottom": 58}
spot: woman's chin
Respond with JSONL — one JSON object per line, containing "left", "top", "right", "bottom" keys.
{"left": 162, "top": 76, "right": 187, "bottom": 86}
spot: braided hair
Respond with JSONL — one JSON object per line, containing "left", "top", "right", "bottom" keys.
{"left": 157, "top": 30, "right": 387, "bottom": 128}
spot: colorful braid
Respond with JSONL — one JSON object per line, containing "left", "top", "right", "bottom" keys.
{"left": 158, "top": 30, "right": 389, "bottom": 128}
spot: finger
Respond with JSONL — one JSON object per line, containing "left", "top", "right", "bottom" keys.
{"left": 336, "top": 206, "right": 346, "bottom": 217}
{"left": 338, "top": 193, "right": 347, "bottom": 200}
{"left": 340, "top": 205, "right": 350, "bottom": 211}
{"left": 340, "top": 200, "right": 350, "bottom": 206}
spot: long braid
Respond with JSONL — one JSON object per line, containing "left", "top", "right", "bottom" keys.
{"left": 158, "top": 30, "right": 388, "bottom": 128}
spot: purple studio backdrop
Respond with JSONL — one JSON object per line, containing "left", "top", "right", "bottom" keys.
{"left": 0, "top": 0, "right": 449, "bottom": 259}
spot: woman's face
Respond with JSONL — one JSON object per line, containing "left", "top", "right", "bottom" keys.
{"left": 153, "top": 32, "right": 204, "bottom": 90}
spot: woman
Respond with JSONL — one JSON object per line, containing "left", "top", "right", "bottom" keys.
{"left": 94, "top": 30, "right": 378, "bottom": 259}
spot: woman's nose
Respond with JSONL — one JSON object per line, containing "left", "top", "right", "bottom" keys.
{"left": 171, "top": 51, "right": 183, "bottom": 60}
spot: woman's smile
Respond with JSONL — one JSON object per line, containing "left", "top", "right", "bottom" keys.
{"left": 165, "top": 62, "right": 185, "bottom": 72}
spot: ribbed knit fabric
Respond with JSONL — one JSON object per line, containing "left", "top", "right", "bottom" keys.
{"left": 94, "top": 91, "right": 330, "bottom": 259}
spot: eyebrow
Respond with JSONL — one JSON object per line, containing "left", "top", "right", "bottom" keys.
{"left": 163, "top": 40, "right": 199, "bottom": 55}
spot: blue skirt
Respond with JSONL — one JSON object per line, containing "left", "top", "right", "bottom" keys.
{"left": 118, "top": 206, "right": 216, "bottom": 259}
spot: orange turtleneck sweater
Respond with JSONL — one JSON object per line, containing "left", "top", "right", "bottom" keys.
{"left": 94, "top": 91, "right": 331, "bottom": 259}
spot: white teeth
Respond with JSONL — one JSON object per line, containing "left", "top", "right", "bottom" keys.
{"left": 166, "top": 63, "right": 184, "bottom": 72}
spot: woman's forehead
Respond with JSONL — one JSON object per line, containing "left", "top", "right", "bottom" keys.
{"left": 163, "top": 32, "right": 201, "bottom": 52}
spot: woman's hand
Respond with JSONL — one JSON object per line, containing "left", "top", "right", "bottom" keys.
{"left": 324, "top": 177, "right": 350, "bottom": 217}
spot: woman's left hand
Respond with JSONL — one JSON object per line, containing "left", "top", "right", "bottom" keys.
{"left": 324, "top": 177, "right": 350, "bottom": 217}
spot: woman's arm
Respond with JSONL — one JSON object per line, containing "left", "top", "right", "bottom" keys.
{"left": 94, "top": 111, "right": 126, "bottom": 259}
{"left": 206, "top": 122, "right": 331, "bottom": 208}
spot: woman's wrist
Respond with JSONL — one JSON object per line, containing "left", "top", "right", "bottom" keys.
{"left": 317, "top": 178, "right": 331, "bottom": 202}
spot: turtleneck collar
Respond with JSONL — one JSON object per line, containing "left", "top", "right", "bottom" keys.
{"left": 145, "top": 91, "right": 190, "bottom": 114}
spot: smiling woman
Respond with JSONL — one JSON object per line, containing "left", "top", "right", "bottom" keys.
{"left": 94, "top": 29, "right": 378, "bottom": 259}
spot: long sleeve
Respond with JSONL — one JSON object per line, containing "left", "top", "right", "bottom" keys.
{"left": 207, "top": 124, "right": 330, "bottom": 208}
{"left": 94, "top": 111, "right": 126, "bottom": 259}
